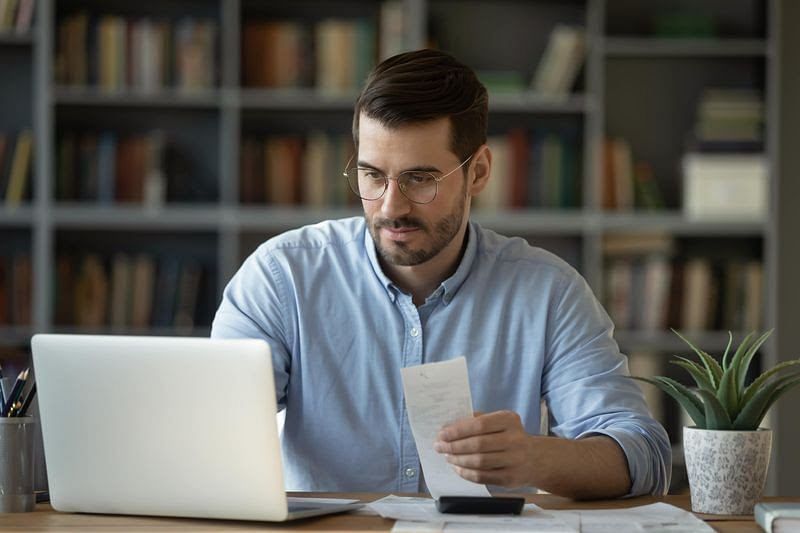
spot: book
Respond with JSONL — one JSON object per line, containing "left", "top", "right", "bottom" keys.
{"left": 13, "top": 0, "right": 33, "bottom": 34}
{"left": 5, "top": 129, "right": 33, "bottom": 207}
{"left": 0, "top": 256, "right": 8, "bottom": 325}
{"left": 130, "top": 255, "right": 155, "bottom": 329}
{"left": 379, "top": 0, "right": 405, "bottom": 60}
{"left": 681, "top": 258, "right": 713, "bottom": 331}
{"left": 74, "top": 254, "right": 109, "bottom": 328}
{"left": 174, "top": 261, "right": 201, "bottom": 331}
{"left": 109, "top": 253, "right": 132, "bottom": 328}
{"left": 11, "top": 253, "right": 31, "bottom": 326}
{"left": 755, "top": 502, "right": 800, "bottom": 533}
{"left": 531, "top": 25, "right": 585, "bottom": 96}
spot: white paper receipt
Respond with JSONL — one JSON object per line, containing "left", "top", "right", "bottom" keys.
{"left": 400, "top": 357, "right": 491, "bottom": 499}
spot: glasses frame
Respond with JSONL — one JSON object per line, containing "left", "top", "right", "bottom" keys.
{"left": 343, "top": 154, "right": 474, "bottom": 205}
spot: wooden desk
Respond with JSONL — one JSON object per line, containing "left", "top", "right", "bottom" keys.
{"left": 0, "top": 493, "right": 790, "bottom": 532}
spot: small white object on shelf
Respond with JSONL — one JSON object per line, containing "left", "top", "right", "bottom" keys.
{"left": 682, "top": 152, "right": 767, "bottom": 221}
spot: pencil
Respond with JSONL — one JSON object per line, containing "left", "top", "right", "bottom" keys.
{"left": 1, "top": 368, "right": 29, "bottom": 417}
{"left": 16, "top": 382, "right": 36, "bottom": 417}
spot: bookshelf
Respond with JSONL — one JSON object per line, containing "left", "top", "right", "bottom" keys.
{"left": 0, "top": 0, "right": 798, "bottom": 494}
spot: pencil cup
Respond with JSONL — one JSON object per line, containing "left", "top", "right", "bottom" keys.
{"left": 0, "top": 417, "right": 36, "bottom": 513}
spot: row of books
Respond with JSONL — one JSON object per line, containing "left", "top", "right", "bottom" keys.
{"left": 243, "top": 18, "right": 375, "bottom": 92}
{"left": 605, "top": 255, "right": 763, "bottom": 333}
{"left": 240, "top": 132, "right": 355, "bottom": 207}
{"left": 602, "top": 137, "right": 665, "bottom": 211}
{"left": 56, "top": 13, "right": 216, "bottom": 92}
{"left": 0, "top": 0, "right": 33, "bottom": 35}
{"left": 0, "top": 253, "right": 31, "bottom": 327}
{"left": 0, "top": 130, "right": 33, "bottom": 207}
{"left": 479, "top": 129, "right": 581, "bottom": 210}
{"left": 56, "top": 130, "right": 211, "bottom": 204}
{"left": 603, "top": 234, "right": 763, "bottom": 332}
{"left": 55, "top": 253, "right": 204, "bottom": 330}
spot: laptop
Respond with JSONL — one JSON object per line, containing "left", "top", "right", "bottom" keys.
{"left": 31, "top": 334, "right": 364, "bottom": 522}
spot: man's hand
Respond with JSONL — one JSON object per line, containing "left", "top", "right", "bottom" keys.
{"left": 433, "top": 410, "right": 534, "bottom": 488}
{"left": 433, "top": 410, "right": 633, "bottom": 499}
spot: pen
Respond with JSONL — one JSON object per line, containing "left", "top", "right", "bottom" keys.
{"left": 0, "top": 363, "right": 5, "bottom": 413}
{"left": 16, "top": 382, "right": 36, "bottom": 417}
{"left": 1, "top": 368, "right": 29, "bottom": 417}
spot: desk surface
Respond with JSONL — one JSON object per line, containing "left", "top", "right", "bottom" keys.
{"left": 0, "top": 493, "right": 792, "bottom": 532}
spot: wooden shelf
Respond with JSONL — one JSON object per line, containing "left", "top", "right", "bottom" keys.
{"left": 52, "top": 204, "right": 221, "bottom": 230}
{"left": 0, "top": 206, "right": 34, "bottom": 226}
{"left": 239, "top": 88, "right": 358, "bottom": 111}
{"left": 54, "top": 86, "right": 222, "bottom": 109}
{"left": 603, "top": 38, "right": 768, "bottom": 57}
{"left": 615, "top": 330, "right": 749, "bottom": 354}
{"left": 0, "top": 32, "right": 34, "bottom": 46}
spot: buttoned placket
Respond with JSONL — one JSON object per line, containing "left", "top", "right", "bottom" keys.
{"left": 396, "top": 291, "right": 424, "bottom": 492}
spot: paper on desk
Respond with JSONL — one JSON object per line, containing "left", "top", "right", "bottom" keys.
{"left": 372, "top": 495, "right": 577, "bottom": 531}
{"left": 401, "top": 357, "right": 491, "bottom": 499}
{"left": 550, "top": 502, "right": 714, "bottom": 532}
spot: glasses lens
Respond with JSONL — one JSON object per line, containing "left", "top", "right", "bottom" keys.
{"left": 345, "top": 168, "right": 386, "bottom": 201}
{"left": 398, "top": 172, "right": 438, "bottom": 204}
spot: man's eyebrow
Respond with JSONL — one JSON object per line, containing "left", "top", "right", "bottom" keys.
{"left": 356, "top": 160, "right": 443, "bottom": 173}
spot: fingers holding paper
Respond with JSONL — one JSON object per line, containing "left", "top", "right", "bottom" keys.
{"left": 433, "top": 410, "right": 534, "bottom": 488}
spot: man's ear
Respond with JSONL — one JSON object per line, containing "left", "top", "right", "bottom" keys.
{"left": 468, "top": 144, "right": 492, "bottom": 196}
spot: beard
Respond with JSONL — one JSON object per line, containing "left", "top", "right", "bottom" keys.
{"left": 368, "top": 196, "right": 466, "bottom": 267}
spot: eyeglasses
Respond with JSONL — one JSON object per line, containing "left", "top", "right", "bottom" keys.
{"left": 343, "top": 154, "right": 473, "bottom": 205}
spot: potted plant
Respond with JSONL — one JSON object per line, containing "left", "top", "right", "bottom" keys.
{"left": 634, "top": 329, "right": 800, "bottom": 515}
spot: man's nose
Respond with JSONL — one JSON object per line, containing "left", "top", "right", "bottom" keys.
{"left": 380, "top": 178, "right": 412, "bottom": 218}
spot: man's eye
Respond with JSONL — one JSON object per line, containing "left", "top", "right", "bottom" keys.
{"left": 406, "top": 173, "right": 433, "bottom": 185}
{"left": 360, "top": 170, "right": 384, "bottom": 181}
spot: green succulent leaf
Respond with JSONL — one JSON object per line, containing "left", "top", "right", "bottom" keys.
{"left": 696, "top": 388, "right": 733, "bottom": 430}
{"left": 630, "top": 376, "right": 706, "bottom": 428}
{"left": 722, "top": 331, "right": 734, "bottom": 370}
{"left": 670, "top": 358, "right": 715, "bottom": 392}
{"left": 733, "top": 373, "right": 800, "bottom": 430}
{"left": 671, "top": 329, "right": 723, "bottom": 387}
{"left": 717, "top": 366, "right": 740, "bottom": 419}
{"left": 736, "top": 330, "right": 774, "bottom": 391}
{"left": 742, "top": 359, "right": 800, "bottom": 407}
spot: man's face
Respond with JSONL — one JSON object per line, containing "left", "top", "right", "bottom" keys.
{"left": 357, "top": 115, "right": 470, "bottom": 267}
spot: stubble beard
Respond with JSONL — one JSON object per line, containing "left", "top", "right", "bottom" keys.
{"left": 368, "top": 196, "right": 466, "bottom": 267}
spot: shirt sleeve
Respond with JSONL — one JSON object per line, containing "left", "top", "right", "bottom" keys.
{"left": 210, "top": 246, "right": 292, "bottom": 411}
{"left": 541, "top": 271, "right": 672, "bottom": 497}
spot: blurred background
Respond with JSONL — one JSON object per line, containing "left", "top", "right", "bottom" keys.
{"left": 0, "top": 0, "right": 798, "bottom": 495}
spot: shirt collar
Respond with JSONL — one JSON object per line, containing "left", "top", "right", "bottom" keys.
{"left": 363, "top": 220, "right": 479, "bottom": 306}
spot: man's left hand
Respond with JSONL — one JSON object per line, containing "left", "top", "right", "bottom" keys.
{"left": 433, "top": 410, "right": 534, "bottom": 488}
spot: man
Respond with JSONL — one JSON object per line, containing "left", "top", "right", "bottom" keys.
{"left": 212, "top": 49, "right": 670, "bottom": 498}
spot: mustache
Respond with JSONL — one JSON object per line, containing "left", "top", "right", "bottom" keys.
{"left": 372, "top": 216, "right": 426, "bottom": 231}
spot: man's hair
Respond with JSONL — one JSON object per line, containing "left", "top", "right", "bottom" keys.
{"left": 353, "top": 49, "right": 488, "bottom": 163}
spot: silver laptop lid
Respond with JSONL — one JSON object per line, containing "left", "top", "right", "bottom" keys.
{"left": 32, "top": 334, "right": 290, "bottom": 521}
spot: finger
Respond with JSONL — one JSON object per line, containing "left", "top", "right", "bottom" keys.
{"left": 451, "top": 465, "right": 516, "bottom": 487}
{"left": 445, "top": 451, "right": 511, "bottom": 470}
{"left": 434, "top": 433, "right": 508, "bottom": 455}
{"left": 438, "top": 411, "right": 517, "bottom": 442}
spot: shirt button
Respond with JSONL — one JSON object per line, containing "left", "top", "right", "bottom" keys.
{"left": 410, "top": 327, "right": 419, "bottom": 337}
{"left": 405, "top": 467, "right": 417, "bottom": 478}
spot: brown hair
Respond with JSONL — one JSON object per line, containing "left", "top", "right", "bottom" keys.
{"left": 352, "top": 49, "right": 488, "bottom": 163}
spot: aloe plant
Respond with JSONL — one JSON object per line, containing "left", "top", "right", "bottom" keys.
{"left": 633, "top": 330, "right": 800, "bottom": 430}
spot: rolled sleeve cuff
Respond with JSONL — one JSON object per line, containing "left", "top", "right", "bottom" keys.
{"left": 580, "top": 426, "right": 672, "bottom": 497}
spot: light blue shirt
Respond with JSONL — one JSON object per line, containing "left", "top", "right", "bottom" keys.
{"left": 211, "top": 217, "right": 671, "bottom": 496}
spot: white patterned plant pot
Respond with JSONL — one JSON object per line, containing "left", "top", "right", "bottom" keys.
{"left": 683, "top": 427, "right": 772, "bottom": 515}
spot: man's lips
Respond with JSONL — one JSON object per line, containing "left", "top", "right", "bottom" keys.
{"left": 380, "top": 226, "right": 420, "bottom": 241}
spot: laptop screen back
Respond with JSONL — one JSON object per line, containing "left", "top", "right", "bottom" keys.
{"left": 32, "top": 334, "right": 290, "bottom": 521}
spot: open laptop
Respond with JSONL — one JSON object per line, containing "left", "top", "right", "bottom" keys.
{"left": 31, "top": 334, "right": 364, "bottom": 522}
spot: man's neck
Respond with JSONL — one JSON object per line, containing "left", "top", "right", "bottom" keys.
{"left": 381, "top": 224, "right": 469, "bottom": 307}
